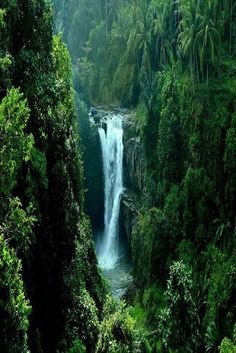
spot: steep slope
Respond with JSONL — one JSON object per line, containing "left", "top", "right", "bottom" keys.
{"left": 0, "top": 2, "right": 104, "bottom": 352}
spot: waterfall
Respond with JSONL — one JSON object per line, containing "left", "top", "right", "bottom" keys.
{"left": 98, "top": 114, "right": 124, "bottom": 270}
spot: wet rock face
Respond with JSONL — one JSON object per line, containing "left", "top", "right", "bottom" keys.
{"left": 79, "top": 107, "right": 104, "bottom": 231}
{"left": 119, "top": 113, "right": 147, "bottom": 249}
{"left": 87, "top": 129, "right": 104, "bottom": 229}
{"left": 123, "top": 115, "right": 146, "bottom": 195}
{"left": 120, "top": 192, "right": 138, "bottom": 243}
{"left": 90, "top": 107, "right": 98, "bottom": 117}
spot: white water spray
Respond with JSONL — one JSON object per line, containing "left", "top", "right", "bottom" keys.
{"left": 98, "top": 115, "right": 124, "bottom": 270}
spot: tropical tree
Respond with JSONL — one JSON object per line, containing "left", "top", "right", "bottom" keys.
{"left": 136, "top": 18, "right": 152, "bottom": 73}
{"left": 152, "top": 0, "right": 175, "bottom": 69}
{"left": 0, "top": 234, "right": 31, "bottom": 353}
{"left": 110, "top": 3, "right": 132, "bottom": 50}
{"left": 158, "top": 261, "right": 200, "bottom": 352}
{"left": 127, "top": 3, "right": 146, "bottom": 67}
{"left": 194, "top": 0, "right": 221, "bottom": 82}
{"left": 107, "top": 0, "right": 121, "bottom": 24}
{"left": 0, "top": 88, "right": 34, "bottom": 196}
{"left": 178, "top": 0, "right": 202, "bottom": 79}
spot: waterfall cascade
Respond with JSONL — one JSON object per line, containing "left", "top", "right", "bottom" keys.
{"left": 98, "top": 114, "right": 124, "bottom": 270}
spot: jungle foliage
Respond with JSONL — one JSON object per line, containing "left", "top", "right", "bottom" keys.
{"left": 0, "top": 1, "right": 106, "bottom": 352}
{"left": 53, "top": 0, "right": 236, "bottom": 352}
{"left": 1, "top": 0, "right": 236, "bottom": 352}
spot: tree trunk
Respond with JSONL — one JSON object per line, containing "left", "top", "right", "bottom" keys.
{"left": 206, "top": 61, "right": 209, "bottom": 86}
{"left": 190, "top": 51, "right": 193, "bottom": 78}
{"left": 230, "top": 0, "right": 232, "bottom": 56}
{"left": 106, "top": 0, "right": 108, "bottom": 37}
{"left": 195, "top": 55, "right": 200, "bottom": 85}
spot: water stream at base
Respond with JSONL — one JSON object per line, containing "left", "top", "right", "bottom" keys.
{"left": 102, "top": 254, "right": 133, "bottom": 298}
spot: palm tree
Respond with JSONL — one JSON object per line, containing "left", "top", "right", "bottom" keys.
{"left": 179, "top": 0, "right": 220, "bottom": 82}
{"left": 111, "top": 4, "right": 131, "bottom": 46}
{"left": 194, "top": 0, "right": 220, "bottom": 83}
{"left": 226, "top": 0, "right": 236, "bottom": 56}
{"left": 152, "top": 0, "right": 175, "bottom": 69}
{"left": 127, "top": 4, "right": 146, "bottom": 64}
{"left": 107, "top": 0, "right": 120, "bottom": 24}
{"left": 136, "top": 19, "right": 152, "bottom": 73}
{"left": 178, "top": 0, "right": 202, "bottom": 79}
{"left": 205, "top": 0, "right": 234, "bottom": 52}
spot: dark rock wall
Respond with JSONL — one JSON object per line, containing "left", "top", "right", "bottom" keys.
{"left": 121, "top": 114, "right": 146, "bottom": 244}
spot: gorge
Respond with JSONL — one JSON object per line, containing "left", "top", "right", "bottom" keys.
{"left": 0, "top": 0, "right": 236, "bottom": 353}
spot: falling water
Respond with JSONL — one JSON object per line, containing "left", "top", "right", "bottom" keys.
{"left": 98, "top": 114, "right": 124, "bottom": 270}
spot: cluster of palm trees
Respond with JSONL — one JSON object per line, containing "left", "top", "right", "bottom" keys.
{"left": 104, "top": 0, "right": 235, "bottom": 83}
{"left": 179, "top": 0, "right": 222, "bottom": 82}
{"left": 79, "top": 0, "right": 235, "bottom": 102}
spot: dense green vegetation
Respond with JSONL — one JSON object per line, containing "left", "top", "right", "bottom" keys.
{"left": 1, "top": 0, "right": 236, "bottom": 352}
{"left": 0, "top": 1, "right": 108, "bottom": 352}
{"left": 53, "top": 0, "right": 236, "bottom": 352}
